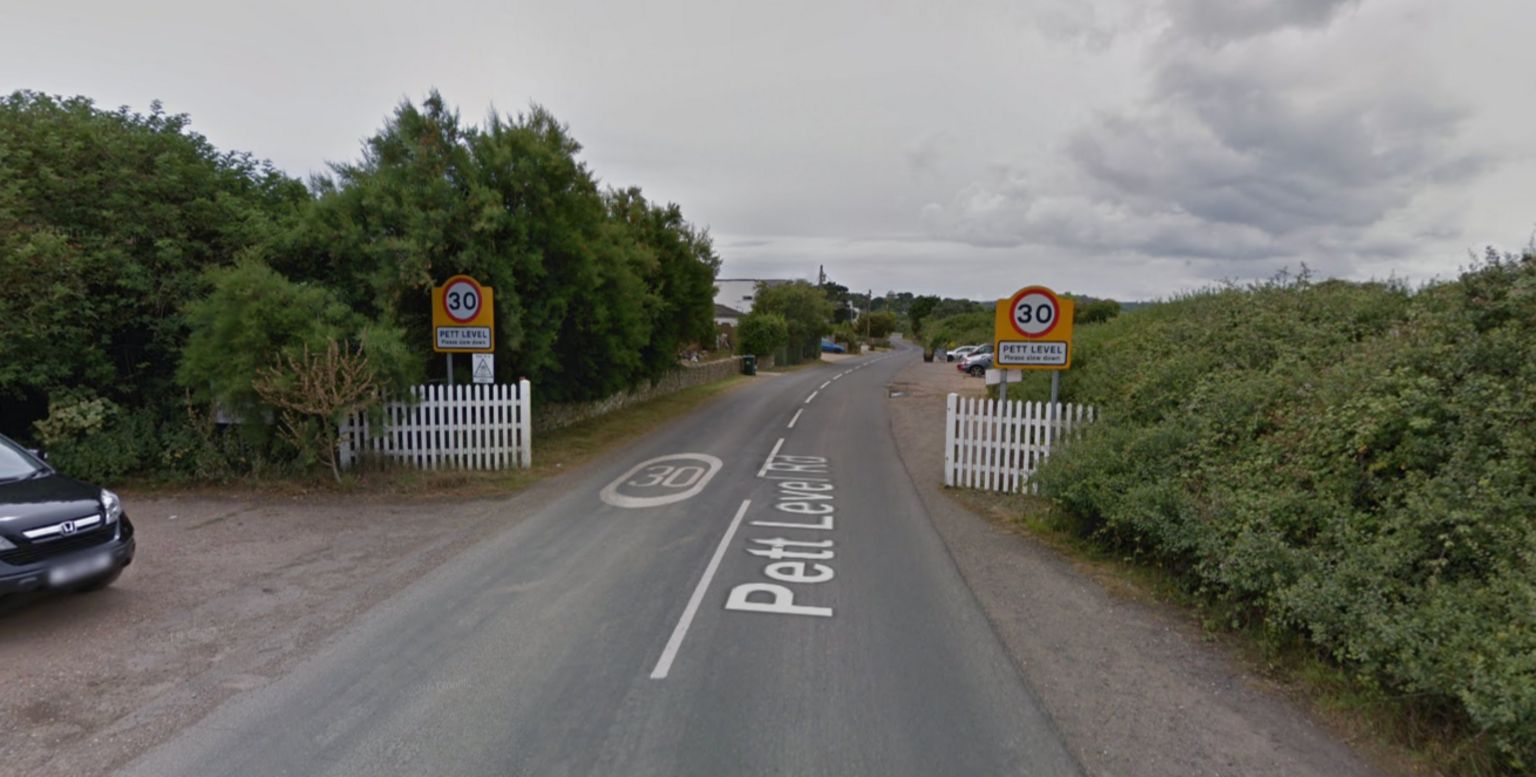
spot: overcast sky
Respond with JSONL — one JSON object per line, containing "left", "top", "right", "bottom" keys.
{"left": 6, "top": 0, "right": 1533, "bottom": 300}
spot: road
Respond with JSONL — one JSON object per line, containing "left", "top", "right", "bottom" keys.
{"left": 118, "top": 347, "right": 1082, "bottom": 777}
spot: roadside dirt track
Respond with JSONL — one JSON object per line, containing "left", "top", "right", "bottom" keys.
{"left": 885, "top": 356, "right": 1398, "bottom": 777}
{"left": 0, "top": 485, "right": 566, "bottom": 777}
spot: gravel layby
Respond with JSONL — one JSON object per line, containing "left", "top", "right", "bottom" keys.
{"left": 884, "top": 356, "right": 1402, "bottom": 777}
{"left": 0, "top": 479, "right": 573, "bottom": 777}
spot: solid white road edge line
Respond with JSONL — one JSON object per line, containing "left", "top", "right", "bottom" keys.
{"left": 650, "top": 498, "right": 753, "bottom": 680}
{"left": 756, "top": 437, "right": 786, "bottom": 478}
{"left": 787, "top": 408, "right": 803, "bottom": 429}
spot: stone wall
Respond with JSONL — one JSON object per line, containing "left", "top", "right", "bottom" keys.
{"left": 532, "top": 357, "right": 743, "bottom": 435}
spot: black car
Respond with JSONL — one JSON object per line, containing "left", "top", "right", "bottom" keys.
{"left": 0, "top": 433, "right": 135, "bottom": 595}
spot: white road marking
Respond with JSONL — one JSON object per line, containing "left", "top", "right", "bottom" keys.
{"left": 756, "top": 437, "right": 786, "bottom": 478}
{"left": 805, "top": 391, "right": 819, "bottom": 404}
{"left": 819, "top": 381, "right": 830, "bottom": 389}
{"left": 787, "top": 408, "right": 803, "bottom": 429}
{"left": 650, "top": 499, "right": 753, "bottom": 679}
{"left": 600, "top": 454, "right": 724, "bottom": 509}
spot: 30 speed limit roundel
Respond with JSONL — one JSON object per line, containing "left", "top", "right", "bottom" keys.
{"left": 442, "top": 277, "right": 483, "bottom": 323}
{"left": 1007, "top": 286, "right": 1062, "bottom": 338}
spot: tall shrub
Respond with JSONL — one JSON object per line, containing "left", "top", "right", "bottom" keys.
{"left": 737, "top": 312, "right": 789, "bottom": 357}
{"left": 1035, "top": 255, "right": 1536, "bottom": 771}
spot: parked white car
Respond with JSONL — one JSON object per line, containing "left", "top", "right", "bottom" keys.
{"left": 946, "top": 344, "right": 982, "bottom": 362}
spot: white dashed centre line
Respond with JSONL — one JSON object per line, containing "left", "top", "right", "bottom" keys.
{"left": 649, "top": 498, "right": 753, "bottom": 680}
{"left": 787, "top": 408, "right": 803, "bottom": 429}
{"left": 819, "top": 381, "right": 830, "bottom": 389}
{"left": 804, "top": 391, "right": 819, "bottom": 404}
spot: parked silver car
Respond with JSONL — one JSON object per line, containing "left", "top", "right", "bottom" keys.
{"left": 958, "top": 348, "right": 993, "bottom": 376}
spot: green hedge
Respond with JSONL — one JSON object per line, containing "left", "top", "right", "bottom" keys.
{"left": 1034, "top": 255, "right": 1536, "bottom": 772}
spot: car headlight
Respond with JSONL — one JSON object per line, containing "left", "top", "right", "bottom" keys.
{"left": 102, "top": 489, "right": 122, "bottom": 524}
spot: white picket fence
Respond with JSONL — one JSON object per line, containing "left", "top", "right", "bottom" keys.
{"left": 944, "top": 394, "right": 1096, "bottom": 493}
{"left": 338, "top": 380, "right": 532, "bottom": 471}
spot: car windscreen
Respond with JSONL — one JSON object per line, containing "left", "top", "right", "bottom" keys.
{"left": 0, "top": 438, "right": 43, "bottom": 481}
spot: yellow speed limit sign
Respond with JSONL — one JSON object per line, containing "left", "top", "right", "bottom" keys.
{"left": 432, "top": 274, "right": 495, "bottom": 353}
{"left": 993, "top": 285, "right": 1074, "bottom": 370}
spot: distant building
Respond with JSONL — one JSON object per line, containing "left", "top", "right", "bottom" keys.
{"left": 714, "top": 303, "right": 747, "bottom": 327}
{"left": 713, "top": 278, "right": 793, "bottom": 319}
{"left": 713, "top": 278, "right": 796, "bottom": 352}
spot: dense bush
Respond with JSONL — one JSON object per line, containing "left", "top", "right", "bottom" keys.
{"left": 179, "top": 259, "right": 419, "bottom": 426}
{"left": 829, "top": 323, "right": 862, "bottom": 351}
{"left": 32, "top": 395, "right": 293, "bottom": 484}
{"left": 861, "top": 310, "right": 898, "bottom": 339}
{"left": 925, "top": 310, "right": 992, "bottom": 352}
{"left": 737, "top": 312, "right": 789, "bottom": 358}
{"left": 1033, "top": 255, "right": 1536, "bottom": 771}
{"left": 754, "top": 281, "right": 832, "bottom": 364}
{"left": 0, "top": 91, "right": 306, "bottom": 435}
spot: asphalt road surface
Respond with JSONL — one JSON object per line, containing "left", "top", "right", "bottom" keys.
{"left": 118, "top": 347, "right": 1082, "bottom": 777}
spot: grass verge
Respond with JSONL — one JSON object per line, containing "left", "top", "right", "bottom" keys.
{"left": 945, "top": 486, "right": 1487, "bottom": 777}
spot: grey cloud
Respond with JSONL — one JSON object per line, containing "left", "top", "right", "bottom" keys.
{"left": 906, "top": 133, "right": 954, "bottom": 178}
{"left": 922, "top": 0, "right": 1487, "bottom": 267}
{"left": 1069, "top": 53, "right": 1484, "bottom": 240}
{"left": 1165, "top": 0, "right": 1361, "bottom": 44}
{"left": 1029, "top": 0, "right": 1122, "bottom": 49}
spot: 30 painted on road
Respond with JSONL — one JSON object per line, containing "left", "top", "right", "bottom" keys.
{"left": 601, "top": 454, "right": 724, "bottom": 509}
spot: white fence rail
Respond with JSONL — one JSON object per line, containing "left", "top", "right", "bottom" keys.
{"left": 944, "top": 394, "right": 1096, "bottom": 493}
{"left": 338, "top": 380, "right": 532, "bottom": 471}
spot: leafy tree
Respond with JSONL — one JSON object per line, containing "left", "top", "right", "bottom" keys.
{"left": 929, "top": 297, "right": 987, "bottom": 319}
{"left": 909, "top": 295, "right": 940, "bottom": 333}
{"left": 862, "top": 310, "right": 899, "bottom": 339}
{"left": 736, "top": 312, "right": 789, "bottom": 357}
{"left": 605, "top": 187, "right": 720, "bottom": 378}
{"left": 753, "top": 281, "right": 833, "bottom": 363}
{"left": 0, "top": 91, "right": 307, "bottom": 438}
{"left": 819, "top": 280, "right": 855, "bottom": 324}
{"left": 275, "top": 92, "right": 717, "bottom": 402}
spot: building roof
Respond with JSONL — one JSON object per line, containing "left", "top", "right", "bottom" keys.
{"left": 715, "top": 303, "right": 746, "bottom": 318}
{"left": 716, "top": 278, "right": 796, "bottom": 285}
